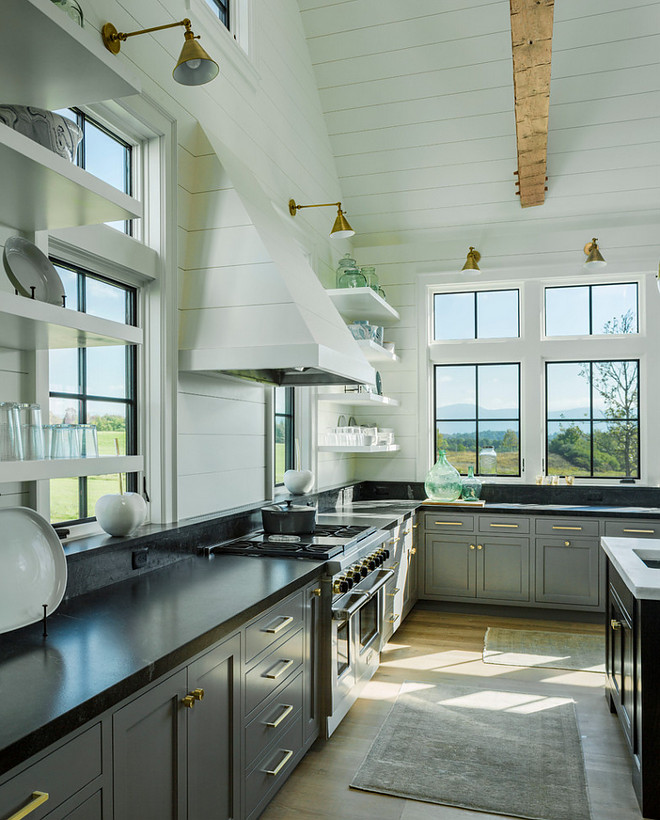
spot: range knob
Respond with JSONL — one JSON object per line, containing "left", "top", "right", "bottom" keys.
{"left": 333, "top": 577, "right": 349, "bottom": 594}
{"left": 365, "top": 558, "right": 377, "bottom": 571}
{"left": 374, "top": 552, "right": 384, "bottom": 566}
{"left": 358, "top": 564, "right": 369, "bottom": 578}
{"left": 381, "top": 548, "right": 390, "bottom": 561}
{"left": 344, "top": 575, "right": 354, "bottom": 589}
{"left": 350, "top": 568, "right": 363, "bottom": 583}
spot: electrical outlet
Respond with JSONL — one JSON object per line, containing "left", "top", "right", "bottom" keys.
{"left": 132, "top": 548, "right": 149, "bottom": 570}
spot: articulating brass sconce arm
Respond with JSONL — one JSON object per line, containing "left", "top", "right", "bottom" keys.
{"left": 289, "top": 199, "right": 342, "bottom": 216}
{"left": 102, "top": 18, "right": 195, "bottom": 55}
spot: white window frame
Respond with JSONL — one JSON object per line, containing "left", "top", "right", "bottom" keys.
{"left": 418, "top": 269, "right": 656, "bottom": 487}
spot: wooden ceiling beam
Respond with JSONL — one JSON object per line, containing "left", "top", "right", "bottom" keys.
{"left": 510, "top": 0, "right": 554, "bottom": 208}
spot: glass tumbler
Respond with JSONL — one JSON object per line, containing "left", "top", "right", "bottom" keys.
{"left": 77, "top": 424, "right": 99, "bottom": 457}
{"left": 18, "top": 403, "right": 45, "bottom": 460}
{"left": 0, "top": 402, "right": 23, "bottom": 460}
{"left": 50, "top": 424, "right": 80, "bottom": 459}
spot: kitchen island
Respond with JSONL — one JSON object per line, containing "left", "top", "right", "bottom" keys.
{"left": 601, "top": 535, "right": 660, "bottom": 819}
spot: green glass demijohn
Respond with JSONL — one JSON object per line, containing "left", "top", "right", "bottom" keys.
{"left": 461, "top": 465, "right": 483, "bottom": 501}
{"left": 424, "top": 450, "right": 463, "bottom": 501}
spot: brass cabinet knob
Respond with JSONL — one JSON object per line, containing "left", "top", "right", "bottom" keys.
{"left": 564, "top": 540, "right": 570, "bottom": 546}
{"left": 181, "top": 695, "right": 196, "bottom": 709}
{"left": 312, "top": 587, "right": 322, "bottom": 597}
{"left": 610, "top": 619, "right": 622, "bottom": 631}
{"left": 411, "top": 547, "right": 417, "bottom": 555}
{"left": 469, "top": 544, "right": 475, "bottom": 550}
{"left": 477, "top": 544, "right": 483, "bottom": 550}
{"left": 191, "top": 688, "right": 204, "bottom": 701}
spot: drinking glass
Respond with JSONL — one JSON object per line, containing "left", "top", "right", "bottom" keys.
{"left": 50, "top": 424, "right": 80, "bottom": 458}
{"left": 77, "top": 424, "right": 99, "bottom": 457}
{"left": 0, "top": 402, "right": 23, "bottom": 460}
{"left": 18, "top": 403, "right": 45, "bottom": 460}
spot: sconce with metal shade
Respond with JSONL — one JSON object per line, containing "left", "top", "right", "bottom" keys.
{"left": 102, "top": 19, "right": 219, "bottom": 86}
{"left": 288, "top": 199, "right": 355, "bottom": 239}
{"left": 583, "top": 238, "right": 607, "bottom": 269}
{"left": 461, "top": 246, "right": 481, "bottom": 274}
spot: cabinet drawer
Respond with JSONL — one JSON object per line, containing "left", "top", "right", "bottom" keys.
{"left": 245, "top": 590, "right": 304, "bottom": 663}
{"left": 604, "top": 520, "right": 660, "bottom": 539}
{"left": 245, "top": 672, "right": 303, "bottom": 767}
{"left": 245, "top": 628, "right": 304, "bottom": 715}
{"left": 245, "top": 717, "right": 303, "bottom": 818}
{"left": 0, "top": 724, "right": 102, "bottom": 820}
{"left": 478, "top": 516, "right": 530, "bottom": 534}
{"left": 423, "top": 512, "right": 474, "bottom": 533}
{"left": 535, "top": 517, "right": 599, "bottom": 537}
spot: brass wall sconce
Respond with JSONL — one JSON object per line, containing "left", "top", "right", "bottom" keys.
{"left": 583, "top": 238, "right": 607, "bottom": 269}
{"left": 102, "top": 18, "right": 219, "bottom": 86}
{"left": 461, "top": 246, "right": 481, "bottom": 274}
{"left": 288, "top": 199, "right": 355, "bottom": 239}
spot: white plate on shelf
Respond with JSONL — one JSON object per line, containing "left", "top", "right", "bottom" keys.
{"left": 0, "top": 507, "right": 67, "bottom": 634}
{"left": 3, "top": 236, "right": 66, "bottom": 306}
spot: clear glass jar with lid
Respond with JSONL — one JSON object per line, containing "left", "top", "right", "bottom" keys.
{"left": 335, "top": 253, "right": 358, "bottom": 287}
{"left": 338, "top": 268, "right": 367, "bottom": 289}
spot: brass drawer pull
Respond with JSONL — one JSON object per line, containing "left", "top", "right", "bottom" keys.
{"left": 264, "top": 658, "right": 294, "bottom": 680}
{"left": 8, "top": 792, "right": 49, "bottom": 820}
{"left": 264, "top": 703, "right": 294, "bottom": 728}
{"left": 263, "top": 615, "right": 294, "bottom": 634}
{"left": 412, "top": 523, "right": 419, "bottom": 528}
{"left": 610, "top": 619, "right": 622, "bottom": 631}
{"left": 387, "top": 614, "right": 400, "bottom": 624}
{"left": 490, "top": 523, "right": 519, "bottom": 528}
{"left": 387, "top": 588, "right": 401, "bottom": 596}
{"left": 622, "top": 528, "right": 655, "bottom": 534}
{"left": 411, "top": 547, "right": 417, "bottom": 554}
{"left": 551, "top": 526, "right": 582, "bottom": 531}
{"left": 435, "top": 521, "right": 463, "bottom": 526}
{"left": 264, "top": 749, "right": 294, "bottom": 776}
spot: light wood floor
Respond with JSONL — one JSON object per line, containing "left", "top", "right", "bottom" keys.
{"left": 261, "top": 606, "right": 643, "bottom": 820}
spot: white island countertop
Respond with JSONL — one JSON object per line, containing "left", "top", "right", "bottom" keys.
{"left": 601, "top": 536, "right": 660, "bottom": 599}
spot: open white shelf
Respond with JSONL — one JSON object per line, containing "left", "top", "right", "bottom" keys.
{"left": 0, "top": 125, "right": 143, "bottom": 232}
{"left": 317, "top": 392, "right": 400, "bottom": 406}
{"left": 318, "top": 445, "right": 400, "bottom": 453}
{"left": 0, "top": 291, "right": 143, "bottom": 350}
{"left": 327, "top": 288, "right": 400, "bottom": 323}
{"left": 356, "top": 339, "right": 399, "bottom": 363}
{"left": 0, "top": 455, "right": 143, "bottom": 484}
{"left": 3, "top": 0, "right": 141, "bottom": 110}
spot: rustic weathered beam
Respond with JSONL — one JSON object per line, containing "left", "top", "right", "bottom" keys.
{"left": 510, "top": 0, "right": 554, "bottom": 208}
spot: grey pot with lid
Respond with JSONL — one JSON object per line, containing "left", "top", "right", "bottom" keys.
{"left": 261, "top": 500, "right": 317, "bottom": 534}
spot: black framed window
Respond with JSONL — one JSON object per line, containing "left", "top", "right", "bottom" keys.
{"left": 433, "top": 363, "right": 520, "bottom": 476}
{"left": 546, "top": 360, "right": 639, "bottom": 479}
{"left": 55, "top": 108, "right": 133, "bottom": 234}
{"left": 545, "top": 283, "right": 638, "bottom": 337}
{"left": 433, "top": 289, "right": 519, "bottom": 341}
{"left": 49, "top": 261, "right": 138, "bottom": 524}
{"left": 274, "top": 387, "right": 294, "bottom": 485}
{"left": 205, "top": 0, "right": 230, "bottom": 28}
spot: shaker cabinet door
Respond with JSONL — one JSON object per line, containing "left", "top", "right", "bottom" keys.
{"left": 535, "top": 538, "right": 600, "bottom": 607}
{"left": 424, "top": 534, "right": 476, "bottom": 598}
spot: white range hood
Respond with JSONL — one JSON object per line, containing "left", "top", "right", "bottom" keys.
{"left": 178, "top": 125, "right": 376, "bottom": 388}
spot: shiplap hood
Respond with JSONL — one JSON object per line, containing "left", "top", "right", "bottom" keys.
{"left": 178, "top": 127, "right": 375, "bottom": 387}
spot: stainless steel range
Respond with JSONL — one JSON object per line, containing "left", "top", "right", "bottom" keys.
{"left": 207, "top": 522, "right": 393, "bottom": 737}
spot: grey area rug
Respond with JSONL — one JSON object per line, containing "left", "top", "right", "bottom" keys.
{"left": 350, "top": 681, "right": 591, "bottom": 820}
{"left": 483, "top": 628, "right": 605, "bottom": 673}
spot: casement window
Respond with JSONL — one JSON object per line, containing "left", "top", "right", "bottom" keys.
{"left": 55, "top": 107, "right": 134, "bottom": 234}
{"left": 546, "top": 360, "right": 639, "bottom": 479}
{"left": 427, "top": 277, "right": 645, "bottom": 483}
{"left": 205, "top": 0, "right": 230, "bottom": 28}
{"left": 544, "top": 283, "right": 638, "bottom": 337}
{"left": 49, "top": 262, "right": 138, "bottom": 524}
{"left": 434, "top": 363, "right": 521, "bottom": 476}
{"left": 433, "top": 289, "right": 520, "bottom": 341}
{"left": 274, "top": 386, "right": 295, "bottom": 485}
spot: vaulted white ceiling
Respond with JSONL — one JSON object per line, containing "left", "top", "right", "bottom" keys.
{"left": 298, "top": 0, "right": 660, "bottom": 247}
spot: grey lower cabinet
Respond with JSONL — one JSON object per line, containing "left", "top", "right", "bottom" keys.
{"left": 383, "top": 515, "right": 418, "bottom": 641}
{"left": 0, "top": 722, "right": 106, "bottom": 820}
{"left": 421, "top": 510, "right": 609, "bottom": 611}
{"left": 424, "top": 533, "right": 530, "bottom": 602}
{"left": 113, "top": 633, "right": 241, "bottom": 820}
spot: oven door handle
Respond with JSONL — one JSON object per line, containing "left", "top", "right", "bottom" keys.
{"left": 331, "top": 591, "right": 369, "bottom": 620}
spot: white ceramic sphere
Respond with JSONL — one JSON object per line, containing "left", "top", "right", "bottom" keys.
{"left": 95, "top": 493, "right": 147, "bottom": 537}
{"left": 283, "top": 469, "right": 314, "bottom": 495}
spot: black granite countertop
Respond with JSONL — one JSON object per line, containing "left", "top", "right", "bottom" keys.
{"left": 0, "top": 553, "right": 324, "bottom": 777}
{"left": 420, "top": 501, "right": 660, "bottom": 518}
